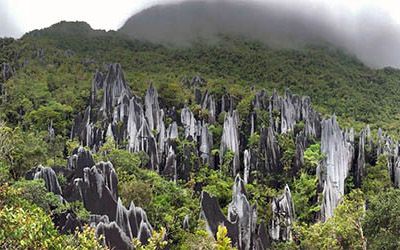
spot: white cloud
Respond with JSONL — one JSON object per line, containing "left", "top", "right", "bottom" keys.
{"left": 2, "top": 0, "right": 400, "bottom": 38}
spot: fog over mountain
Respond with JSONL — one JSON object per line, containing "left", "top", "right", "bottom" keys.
{"left": 119, "top": 0, "right": 400, "bottom": 68}
{"left": 0, "top": 4, "right": 20, "bottom": 38}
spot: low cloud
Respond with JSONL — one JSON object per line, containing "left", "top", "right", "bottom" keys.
{"left": 120, "top": 0, "right": 400, "bottom": 68}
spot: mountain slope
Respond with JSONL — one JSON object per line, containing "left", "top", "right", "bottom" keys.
{"left": 1, "top": 21, "right": 400, "bottom": 250}
{"left": 4, "top": 21, "right": 400, "bottom": 134}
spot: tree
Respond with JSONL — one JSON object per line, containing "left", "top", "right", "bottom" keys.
{"left": 364, "top": 188, "right": 400, "bottom": 249}
{"left": 296, "top": 190, "right": 366, "bottom": 250}
{"left": 361, "top": 155, "right": 391, "bottom": 197}
{"left": 292, "top": 172, "right": 319, "bottom": 223}
{"left": 0, "top": 123, "right": 47, "bottom": 179}
{"left": 214, "top": 225, "right": 236, "bottom": 250}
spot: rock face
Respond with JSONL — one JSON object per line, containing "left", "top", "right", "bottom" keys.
{"left": 220, "top": 111, "right": 240, "bottom": 175}
{"left": 201, "top": 91, "right": 217, "bottom": 123}
{"left": 319, "top": 116, "right": 354, "bottom": 221}
{"left": 227, "top": 175, "right": 257, "bottom": 250}
{"left": 259, "top": 127, "right": 281, "bottom": 174}
{"left": 67, "top": 146, "right": 95, "bottom": 178}
{"left": 181, "top": 106, "right": 197, "bottom": 140}
{"left": 32, "top": 165, "right": 62, "bottom": 195}
{"left": 270, "top": 185, "right": 295, "bottom": 241}
{"left": 1, "top": 63, "right": 14, "bottom": 82}
{"left": 199, "top": 123, "right": 213, "bottom": 167}
{"left": 200, "top": 175, "right": 273, "bottom": 250}
{"left": 355, "top": 126, "right": 370, "bottom": 187}
{"left": 64, "top": 68, "right": 400, "bottom": 247}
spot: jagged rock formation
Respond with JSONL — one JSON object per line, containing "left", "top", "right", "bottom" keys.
{"left": 30, "top": 165, "right": 63, "bottom": 195}
{"left": 355, "top": 126, "right": 370, "bottom": 187}
{"left": 96, "top": 222, "right": 133, "bottom": 250}
{"left": 227, "top": 175, "right": 257, "bottom": 250}
{"left": 26, "top": 147, "right": 153, "bottom": 249}
{"left": 67, "top": 146, "right": 95, "bottom": 178}
{"left": 1, "top": 63, "right": 14, "bottom": 82}
{"left": 243, "top": 150, "right": 251, "bottom": 185}
{"left": 64, "top": 66, "right": 400, "bottom": 248}
{"left": 181, "top": 106, "right": 197, "bottom": 140}
{"left": 220, "top": 111, "right": 240, "bottom": 175}
{"left": 201, "top": 90, "right": 217, "bottom": 123}
{"left": 270, "top": 185, "right": 295, "bottom": 241}
{"left": 319, "top": 116, "right": 354, "bottom": 221}
{"left": 199, "top": 122, "right": 213, "bottom": 167}
{"left": 259, "top": 127, "right": 281, "bottom": 173}
{"left": 200, "top": 175, "right": 274, "bottom": 250}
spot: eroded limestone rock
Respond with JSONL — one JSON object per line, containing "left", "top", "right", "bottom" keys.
{"left": 270, "top": 185, "right": 295, "bottom": 241}
{"left": 220, "top": 111, "right": 240, "bottom": 176}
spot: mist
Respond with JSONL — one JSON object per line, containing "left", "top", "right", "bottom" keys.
{"left": 0, "top": 3, "right": 20, "bottom": 38}
{"left": 120, "top": 0, "right": 400, "bottom": 68}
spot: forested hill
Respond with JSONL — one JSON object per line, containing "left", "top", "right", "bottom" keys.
{"left": 1, "top": 21, "right": 400, "bottom": 249}
{"left": 3, "top": 21, "right": 400, "bottom": 134}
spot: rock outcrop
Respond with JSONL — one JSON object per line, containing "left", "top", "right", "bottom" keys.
{"left": 32, "top": 165, "right": 62, "bottom": 195}
{"left": 220, "top": 111, "right": 240, "bottom": 175}
{"left": 270, "top": 185, "right": 295, "bottom": 241}
{"left": 319, "top": 116, "right": 354, "bottom": 221}
{"left": 200, "top": 175, "right": 273, "bottom": 250}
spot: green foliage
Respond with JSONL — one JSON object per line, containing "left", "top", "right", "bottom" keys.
{"left": 248, "top": 132, "right": 260, "bottom": 149}
{"left": 245, "top": 183, "right": 278, "bottom": 223}
{"left": 133, "top": 227, "right": 168, "bottom": 250}
{"left": 236, "top": 93, "right": 254, "bottom": 127}
{"left": 215, "top": 225, "right": 236, "bottom": 250}
{"left": 0, "top": 162, "right": 10, "bottom": 185}
{"left": 303, "top": 143, "right": 324, "bottom": 174}
{"left": 292, "top": 172, "right": 319, "bottom": 223}
{"left": 0, "top": 124, "right": 47, "bottom": 179}
{"left": 361, "top": 155, "right": 391, "bottom": 196}
{"left": 196, "top": 166, "right": 234, "bottom": 208}
{"left": 255, "top": 109, "right": 270, "bottom": 128}
{"left": 363, "top": 188, "right": 400, "bottom": 249}
{"left": 67, "top": 201, "right": 91, "bottom": 221}
{"left": 120, "top": 179, "right": 153, "bottom": 208}
{"left": 295, "top": 190, "right": 366, "bottom": 250}
{"left": 179, "top": 227, "right": 215, "bottom": 250}
{"left": 0, "top": 183, "right": 104, "bottom": 250}
{"left": 221, "top": 149, "right": 235, "bottom": 176}
{"left": 96, "top": 137, "right": 142, "bottom": 174}
{"left": 0, "top": 204, "right": 66, "bottom": 249}
{"left": 11, "top": 179, "right": 63, "bottom": 212}
{"left": 277, "top": 133, "right": 295, "bottom": 172}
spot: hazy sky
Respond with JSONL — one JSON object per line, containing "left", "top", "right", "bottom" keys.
{"left": 2, "top": 0, "right": 400, "bottom": 67}
{"left": 1, "top": 0, "right": 400, "bottom": 37}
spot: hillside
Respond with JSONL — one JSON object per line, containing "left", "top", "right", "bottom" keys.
{"left": 4, "top": 21, "right": 400, "bottom": 133}
{"left": 0, "top": 21, "right": 400, "bottom": 249}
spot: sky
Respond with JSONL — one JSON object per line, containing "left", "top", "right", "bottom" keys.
{"left": 1, "top": 0, "right": 400, "bottom": 67}
{"left": 2, "top": 0, "right": 400, "bottom": 37}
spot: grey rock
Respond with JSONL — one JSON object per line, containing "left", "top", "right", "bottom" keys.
{"left": 101, "top": 63, "right": 131, "bottom": 118}
{"left": 145, "top": 84, "right": 162, "bottom": 133}
{"left": 270, "top": 185, "right": 295, "bottom": 241}
{"left": 220, "top": 110, "right": 240, "bottom": 176}
{"left": 199, "top": 123, "right": 213, "bottom": 166}
{"left": 227, "top": 175, "right": 256, "bottom": 250}
{"left": 75, "top": 166, "right": 118, "bottom": 221}
{"left": 67, "top": 146, "right": 95, "bottom": 178}
{"left": 33, "top": 165, "right": 62, "bottom": 195}
{"left": 163, "top": 146, "right": 177, "bottom": 181}
{"left": 181, "top": 106, "right": 197, "bottom": 140}
{"left": 320, "top": 116, "right": 354, "bottom": 221}
{"left": 243, "top": 150, "right": 251, "bottom": 185}
{"left": 201, "top": 91, "right": 217, "bottom": 123}
{"left": 95, "top": 161, "right": 118, "bottom": 200}
{"left": 96, "top": 222, "right": 133, "bottom": 250}
{"left": 259, "top": 127, "right": 281, "bottom": 173}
